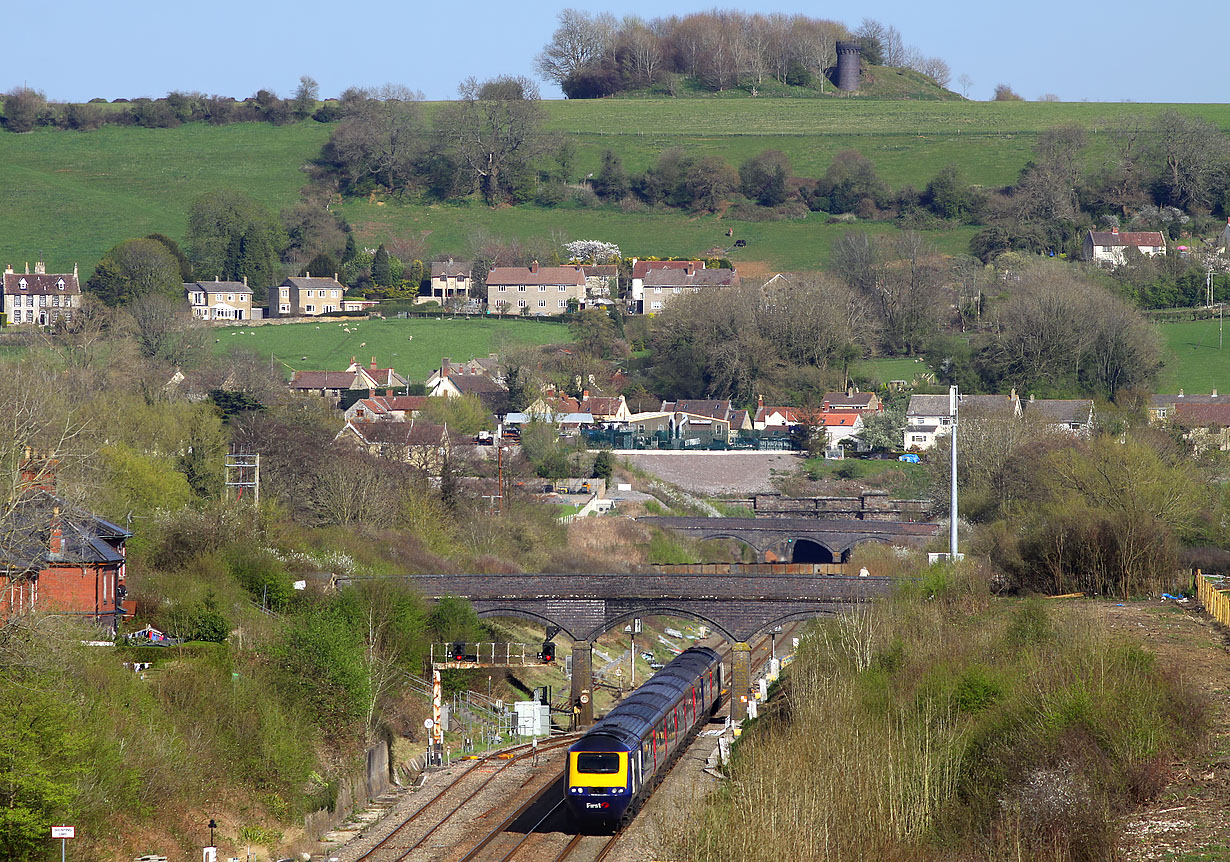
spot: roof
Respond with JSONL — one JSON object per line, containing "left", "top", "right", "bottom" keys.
{"left": 444, "top": 375, "right": 507, "bottom": 396}
{"left": 1087, "top": 230, "right": 1166, "bottom": 248}
{"left": 283, "top": 276, "right": 344, "bottom": 290}
{"left": 822, "top": 411, "right": 862, "bottom": 428}
{"left": 431, "top": 260, "right": 472, "bottom": 278}
{"left": 580, "top": 265, "right": 618, "bottom": 277}
{"left": 347, "top": 420, "right": 450, "bottom": 447}
{"left": 350, "top": 395, "right": 430, "bottom": 417}
{"left": 3, "top": 272, "right": 81, "bottom": 296}
{"left": 1173, "top": 402, "right": 1230, "bottom": 426}
{"left": 756, "top": 406, "right": 803, "bottom": 424}
{"left": 486, "top": 265, "right": 585, "bottom": 287}
{"left": 1150, "top": 393, "right": 1230, "bottom": 408}
{"left": 582, "top": 396, "right": 624, "bottom": 416}
{"left": 907, "top": 393, "right": 1018, "bottom": 417}
{"left": 823, "top": 392, "right": 876, "bottom": 409}
{"left": 186, "top": 280, "right": 252, "bottom": 296}
{"left": 662, "top": 400, "right": 733, "bottom": 421}
{"left": 631, "top": 260, "right": 701, "bottom": 280}
{"left": 1024, "top": 399, "right": 1093, "bottom": 424}
{"left": 641, "top": 268, "right": 739, "bottom": 288}
{"left": 0, "top": 490, "right": 130, "bottom": 574}
{"left": 289, "top": 370, "right": 361, "bottom": 390}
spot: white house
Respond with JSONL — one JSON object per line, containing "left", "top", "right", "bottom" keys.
{"left": 904, "top": 391, "right": 1022, "bottom": 450}
{"left": 1082, "top": 228, "right": 1166, "bottom": 266}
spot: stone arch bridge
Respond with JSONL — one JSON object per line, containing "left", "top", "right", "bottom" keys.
{"left": 640, "top": 516, "right": 941, "bottom": 564}
{"left": 381, "top": 570, "right": 901, "bottom": 725}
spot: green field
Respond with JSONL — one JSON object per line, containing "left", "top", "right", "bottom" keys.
{"left": 212, "top": 316, "right": 569, "bottom": 382}
{"left": 1157, "top": 318, "right": 1230, "bottom": 392}
{"left": 851, "top": 356, "right": 934, "bottom": 386}
{"left": 4, "top": 100, "right": 1230, "bottom": 277}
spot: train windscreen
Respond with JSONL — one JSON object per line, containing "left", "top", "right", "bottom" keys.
{"left": 576, "top": 752, "right": 621, "bottom": 774}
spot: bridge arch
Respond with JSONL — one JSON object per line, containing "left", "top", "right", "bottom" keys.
{"left": 790, "top": 538, "right": 840, "bottom": 564}
{"left": 587, "top": 606, "right": 737, "bottom": 644}
{"left": 835, "top": 535, "right": 893, "bottom": 557}
{"left": 474, "top": 606, "right": 580, "bottom": 640}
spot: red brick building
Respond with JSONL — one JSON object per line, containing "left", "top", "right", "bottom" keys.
{"left": 1, "top": 467, "right": 131, "bottom": 631}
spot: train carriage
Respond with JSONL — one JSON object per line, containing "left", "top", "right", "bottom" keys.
{"left": 566, "top": 646, "right": 722, "bottom": 824}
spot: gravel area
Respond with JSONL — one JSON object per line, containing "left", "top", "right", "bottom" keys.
{"left": 618, "top": 451, "right": 801, "bottom": 496}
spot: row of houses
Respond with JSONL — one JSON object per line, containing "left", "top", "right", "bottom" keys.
{"left": 903, "top": 391, "right": 1095, "bottom": 450}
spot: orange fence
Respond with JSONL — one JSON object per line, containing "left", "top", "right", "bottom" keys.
{"left": 1195, "top": 570, "right": 1230, "bottom": 626}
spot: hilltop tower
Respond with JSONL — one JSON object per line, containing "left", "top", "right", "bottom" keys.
{"left": 835, "top": 41, "right": 862, "bottom": 92}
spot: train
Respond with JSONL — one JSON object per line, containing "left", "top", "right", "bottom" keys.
{"left": 565, "top": 646, "right": 723, "bottom": 824}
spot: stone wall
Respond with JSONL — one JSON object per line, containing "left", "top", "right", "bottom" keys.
{"left": 752, "top": 491, "right": 931, "bottom": 521}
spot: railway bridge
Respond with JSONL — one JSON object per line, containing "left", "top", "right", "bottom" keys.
{"left": 640, "top": 516, "right": 941, "bottom": 564}
{"left": 385, "top": 571, "right": 900, "bottom": 726}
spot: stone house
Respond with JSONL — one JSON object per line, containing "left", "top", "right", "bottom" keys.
{"left": 424, "top": 259, "right": 474, "bottom": 306}
{"left": 632, "top": 262, "right": 740, "bottom": 314}
{"left": 2, "top": 261, "right": 81, "bottom": 327}
{"left": 269, "top": 274, "right": 345, "bottom": 317}
{"left": 1021, "top": 396, "right": 1095, "bottom": 436}
{"left": 1082, "top": 229, "right": 1166, "bottom": 266}
{"left": 185, "top": 278, "right": 255, "bottom": 321}
{"left": 486, "top": 263, "right": 585, "bottom": 317}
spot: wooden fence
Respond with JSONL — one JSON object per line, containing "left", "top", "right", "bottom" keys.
{"left": 1194, "top": 570, "right": 1230, "bottom": 626}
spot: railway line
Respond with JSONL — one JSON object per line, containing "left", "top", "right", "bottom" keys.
{"left": 343, "top": 623, "right": 799, "bottom": 862}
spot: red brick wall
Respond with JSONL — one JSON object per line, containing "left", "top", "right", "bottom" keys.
{"left": 32, "top": 563, "right": 123, "bottom": 622}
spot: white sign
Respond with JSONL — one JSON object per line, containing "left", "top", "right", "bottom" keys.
{"left": 292, "top": 580, "right": 307, "bottom": 591}
{"left": 633, "top": 618, "right": 642, "bottom": 634}
{"left": 203, "top": 848, "right": 217, "bottom": 862}
{"left": 423, "top": 718, "right": 434, "bottom": 729}
{"left": 51, "top": 826, "right": 75, "bottom": 839}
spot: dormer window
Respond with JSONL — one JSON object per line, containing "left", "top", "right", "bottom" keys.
{"left": 56, "top": 279, "right": 65, "bottom": 290}
{"left": 19, "top": 278, "right": 27, "bottom": 289}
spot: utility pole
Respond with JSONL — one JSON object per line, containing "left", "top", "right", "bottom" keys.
{"left": 949, "top": 385, "right": 959, "bottom": 559}
{"left": 224, "top": 447, "right": 259, "bottom": 503}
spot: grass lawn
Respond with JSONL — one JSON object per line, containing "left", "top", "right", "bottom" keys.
{"left": 852, "top": 356, "right": 934, "bottom": 386}
{"left": 1156, "top": 318, "right": 1230, "bottom": 392}
{"left": 803, "top": 457, "right": 931, "bottom": 497}
{"left": 212, "top": 316, "right": 569, "bottom": 382}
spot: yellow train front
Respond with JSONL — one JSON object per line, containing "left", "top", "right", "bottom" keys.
{"left": 566, "top": 646, "right": 722, "bottom": 825}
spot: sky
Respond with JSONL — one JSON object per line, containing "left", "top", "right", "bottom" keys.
{"left": 5, "top": 0, "right": 1227, "bottom": 104}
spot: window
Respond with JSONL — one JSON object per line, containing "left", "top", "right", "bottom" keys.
{"left": 324, "top": 305, "right": 336, "bottom": 313}
{"left": 56, "top": 279, "right": 65, "bottom": 290}
{"left": 280, "top": 304, "right": 290, "bottom": 313}
{"left": 558, "top": 300, "right": 566, "bottom": 307}
{"left": 558, "top": 285, "right": 566, "bottom": 292}
{"left": 539, "top": 285, "right": 546, "bottom": 292}
{"left": 18, "top": 278, "right": 27, "bottom": 289}
{"left": 281, "top": 288, "right": 289, "bottom": 298}
{"left": 538, "top": 300, "right": 546, "bottom": 307}
{"left": 227, "top": 294, "right": 234, "bottom": 301}
{"left": 517, "top": 299, "right": 527, "bottom": 307}
{"left": 576, "top": 752, "right": 619, "bottom": 773}
{"left": 305, "top": 304, "right": 315, "bottom": 313}
{"left": 518, "top": 285, "right": 526, "bottom": 292}
{"left": 650, "top": 302, "right": 662, "bottom": 310}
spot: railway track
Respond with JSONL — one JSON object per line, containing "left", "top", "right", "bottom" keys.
{"left": 353, "top": 735, "right": 576, "bottom": 862}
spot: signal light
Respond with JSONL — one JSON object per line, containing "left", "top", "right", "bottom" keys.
{"left": 541, "top": 641, "right": 556, "bottom": 662}
{"left": 452, "top": 641, "right": 467, "bottom": 661}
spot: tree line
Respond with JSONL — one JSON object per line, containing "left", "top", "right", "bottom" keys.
{"left": 536, "top": 10, "right": 950, "bottom": 98}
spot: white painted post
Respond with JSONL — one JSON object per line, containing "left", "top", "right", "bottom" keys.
{"left": 949, "top": 385, "right": 959, "bottom": 558}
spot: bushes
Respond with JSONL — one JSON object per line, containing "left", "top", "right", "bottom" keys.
{"left": 669, "top": 580, "right": 1207, "bottom": 862}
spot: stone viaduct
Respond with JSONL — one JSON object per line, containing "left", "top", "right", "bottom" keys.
{"left": 388, "top": 571, "right": 900, "bottom": 725}
{"left": 640, "top": 516, "right": 941, "bottom": 564}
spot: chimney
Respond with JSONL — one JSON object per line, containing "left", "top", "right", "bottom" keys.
{"left": 73, "top": 263, "right": 78, "bottom": 278}
{"left": 334, "top": 272, "right": 339, "bottom": 282}
{"left": 19, "top": 448, "right": 58, "bottom": 494}
{"left": 1179, "top": 389, "right": 1185, "bottom": 397}
{"left": 306, "top": 271, "right": 311, "bottom": 279}
{"left": 1010, "top": 388, "right": 1017, "bottom": 401}
{"left": 529, "top": 260, "right": 539, "bottom": 274}
{"left": 847, "top": 385, "right": 854, "bottom": 397}
{"left": 1111, "top": 226, "right": 1119, "bottom": 235}
{"left": 370, "top": 357, "right": 377, "bottom": 369}
{"left": 34, "top": 260, "right": 45, "bottom": 275}
{"left": 1029, "top": 393, "right": 1035, "bottom": 402}
{"left": 757, "top": 393, "right": 764, "bottom": 409}
{"left": 243, "top": 275, "right": 248, "bottom": 287}
{"left": 1214, "top": 388, "right": 1219, "bottom": 398}
{"left": 49, "top": 507, "right": 62, "bottom": 556}
{"left": 583, "top": 389, "right": 590, "bottom": 400}
{"left": 25, "top": 262, "right": 29, "bottom": 274}
{"left": 3, "top": 264, "right": 11, "bottom": 275}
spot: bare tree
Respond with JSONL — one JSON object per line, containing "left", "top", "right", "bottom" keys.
{"left": 126, "top": 293, "right": 208, "bottom": 366}
{"left": 1151, "top": 109, "right": 1230, "bottom": 211}
{"left": 326, "top": 85, "right": 425, "bottom": 192}
{"left": 435, "top": 77, "right": 544, "bottom": 206}
{"left": 958, "top": 74, "right": 973, "bottom": 98}
{"left": 535, "top": 9, "right": 616, "bottom": 85}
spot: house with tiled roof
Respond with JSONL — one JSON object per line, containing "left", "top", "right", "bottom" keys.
{"left": 822, "top": 390, "right": 882, "bottom": 413}
{"left": 338, "top": 420, "right": 452, "bottom": 471}
{"left": 632, "top": 262, "right": 740, "bottom": 314}
{"left": 1082, "top": 228, "right": 1166, "bottom": 266}
{"left": 343, "top": 395, "right": 429, "bottom": 424}
{"left": 2, "top": 261, "right": 81, "bottom": 327}
{"left": 346, "top": 357, "right": 407, "bottom": 389}
{"left": 423, "top": 259, "right": 474, "bottom": 306}
{"left": 1022, "top": 396, "right": 1094, "bottom": 436}
{"left": 289, "top": 357, "right": 406, "bottom": 399}
{"left": 1, "top": 457, "right": 131, "bottom": 631}
{"left": 185, "top": 278, "right": 254, "bottom": 321}
{"left": 904, "top": 391, "right": 1022, "bottom": 450}
{"left": 1148, "top": 390, "right": 1230, "bottom": 424}
{"left": 269, "top": 274, "right": 345, "bottom": 317}
{"left": 486, "top": 263, "right": 586, "bottom": 316}
{"left": 658, "top": 399, "right": 751, "bottom": 444}
{"left": 1172, "top": 401, "right": 1230, "bottom": 453}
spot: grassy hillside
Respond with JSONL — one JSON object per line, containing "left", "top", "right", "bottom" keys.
{"left": 213, "top": 315, "right": 569, "bottom": 382}
{"left": 3, "top": 102, "right": 1230, "bottom": 276}
{"left": 610, "top": 64, "right": 964, "bottom": 101}
{"left": 1157, "top": 317, "right": 1230, "bottom": 392}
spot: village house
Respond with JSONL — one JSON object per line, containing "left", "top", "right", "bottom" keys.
{"left": 822, "top": 411, "right": 866, "bottom": 449}
{"left": 341, "top": 298, "right": 381, "bottom": 313}
{"left": 1022, "top": 396, "right": 1095, "bottom": 436}
{"left": 185, "top": 278, "right": 255, "bottom": 321}
{"left": 2, "top": 261, "right": 81, "bottom": 327}
{"left": 904, "top": 391, "right": 1022, "bottom": 450}
{"left": 658, "top": 399, "right": 752, "bottom": 445}
{"left": 631, "top": 261, "right": 740, "bottom": 314}
{"left": 1148, "top": 390, "right": 1230, "bottom": 424}
{"left": 425, "top": 355, "right": 509, "bottom": 408}
{"left": 580, "top": 264, "right": 619, "bottom": 304}
{"left": 525, "top": 389, "right": 631, "bottom": 423}
{"left": 1082, "top": 228, "right": 1166, "bottom": 266}
{"left": 822, "top": 390, "right": 882, "bottom": 413}
{"left": 268, "top": 274, "right": 346, "bottom": 317}
{"left": 343, "top": 394, "right": 430, "bottom": 424}
{"left": 0, "top": 457, "right": 131, "bottom": 631}
{"left": 423, "top": 259, "right": 474, "bottom": 306}
{"left": 1171, "top": 402, "right": 1230, "bottom": 454}
{"left": 425, "top": 355, "right": 503, "bottom": 389}
{"left": 486, "top": 263, "right": 586, "bottom": 317}
{"left": 289, "top": 357, "right": 407, "bottom": 400}
{"left": 338, "top": 420, "right": 452, "bottom": 471}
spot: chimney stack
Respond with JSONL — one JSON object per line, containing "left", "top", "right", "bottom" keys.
{"left": 370, "top": 357, "right": 377, "bottom": 369}
{"left": 34, "top": 260, "right": 45, "bottom": 275}
{"left": 49, "top": 507, "right": 62, "bottom": 556}
{"left": 3, "top": 264, "right": 11, "bottom": 275}
{"left": 1111, "top": 226, "right": 1119, "bottom": 235}
{"left": 243, "top": 275, "right": 248, "bottom": 287}
{"left": 529, "top": 260, "right": 539, "bottom": 274}
{"left": 73, "top": 263, "right": 78, "bottom": 278}
{"left": 1214, "top": 388, "right": 1219, "bottom": 398}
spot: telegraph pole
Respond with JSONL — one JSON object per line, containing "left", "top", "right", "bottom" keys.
{"left": 949, "top": 385, "right": 959, "bottom": 559}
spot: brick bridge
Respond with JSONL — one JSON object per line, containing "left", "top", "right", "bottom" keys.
{"left": 390, "top": 571, "right": 897, "bottom": 725}
{"left": 640, "top": 516, "right": 941, "bottom": 564}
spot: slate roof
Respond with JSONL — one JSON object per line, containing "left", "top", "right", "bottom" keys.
{"left": 486, "top": 265, "right": 585, "bottom": 286}
{"left": 283, "top": 276, "right": 344, "bottom": 290}
{"left": 641, "top": 268, "right": 740, "bottom": 288}
{"left": 1150, "top": 393, "right": 1230, "bottom": 408}
{"left": 445, "top": 375, "right": 508, "bottom": 396}
{"left": 350, "top": 395, "right": 430, "bottom": 418}
{"left": 661, "top": 400, "right": 734, "bottom": 420}
{"left": 431, "top": 260, "right": 473, "bottom": 279}
{"left": 632, "top": 260, "right": 700, "bottom": 280}
{"left": 581, "top": 396, "right": 624, "bottom": 417}
{"left": 907, "top": 393, "right": 1018, "bottom": 417}
{"left": 1087, "top": 230, "right": 1165, "bottom": 248}
{"left": 1024, "top": 399, "right": 1094, "bottom": 424}
{"left": 1, "top": 491, "right": 130, "bottom": 574}
{"left": 186, "top": 280, "right": 252, "bottom": 295}
{"left": 3, "top": 272, "right": 81, "bottom": 296}
{"left": 823, "top": 392, "right": 877, "bottom": 410}
{"left": 348, "top": 420, "right": 450, "bottom": 447}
